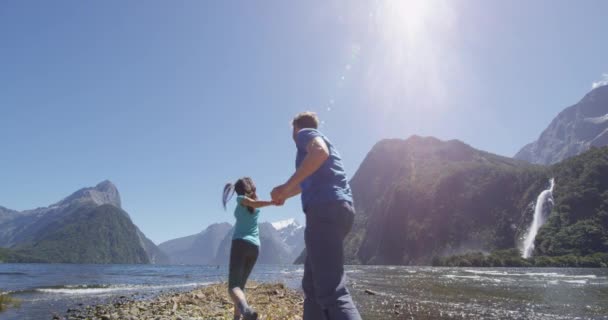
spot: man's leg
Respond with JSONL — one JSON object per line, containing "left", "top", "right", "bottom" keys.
{"left": 306, "top": 202, "right": 362, "bottom": 320}
{"left": 302, "top": 248, "right": 326, "bottom": 320}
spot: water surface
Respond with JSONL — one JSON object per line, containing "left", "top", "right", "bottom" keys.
{"left": 1, "top": 264, "right": 606, "bottom": 319}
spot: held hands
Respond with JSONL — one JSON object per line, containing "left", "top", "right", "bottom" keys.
{"left": 271, "top": 184, "right": 289, "bottom": 205}
{"left": 272, "top": 199, "right": 285, "bottom": 206}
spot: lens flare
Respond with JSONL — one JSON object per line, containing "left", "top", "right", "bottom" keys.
{"left": 364, "top": 0, "right": 464, "bottom": 114}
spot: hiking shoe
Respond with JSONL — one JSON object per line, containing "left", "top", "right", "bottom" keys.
{"left": 242, "top": 307, "right": 258, "bottom": 320}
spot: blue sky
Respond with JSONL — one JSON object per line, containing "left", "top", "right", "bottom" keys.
{"left": 1, "top": 0, "right": 607, "bottom": 244}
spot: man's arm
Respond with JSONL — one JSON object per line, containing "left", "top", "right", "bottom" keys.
{"left": 283, "top": 184, "right": 302, "bottom": 201}
{"left": 272, "top": 184, "right": 301, "bottom": 205}
{"left": 286, "top": 136, "right": 328, "bottom": 188}
{"left": 285, "top": 184, "right": 302, "bottom": 198}
{"left": 271, "top": 137, "right": 328, "bottom": 201}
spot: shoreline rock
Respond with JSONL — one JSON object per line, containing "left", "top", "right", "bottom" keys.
{"left": 62, "top": 282, "right": 303, "bottom": 320}
{"left": 0, "top": 293, "right": 21, "bottom": 312}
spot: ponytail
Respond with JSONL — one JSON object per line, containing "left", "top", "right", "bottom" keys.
{"left": 222, "top": 183, "right": 235, "bottom": 210}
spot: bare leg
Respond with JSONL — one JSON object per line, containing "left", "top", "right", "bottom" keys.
{"left": 229, "top": 287, "right": 247, "bottom": 310}
{"left": 229, "top": 287, "right": 257, "bottom": 320}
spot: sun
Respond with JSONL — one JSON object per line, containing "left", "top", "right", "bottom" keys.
{"left": 364, "top": 0, "right": 461, "bottom": 115}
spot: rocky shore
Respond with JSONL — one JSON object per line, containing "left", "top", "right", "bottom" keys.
{"left": 58, "top": 283, "right": 303, "bottom": 320}
{"left": 0, "top": 293, "right": 21, "bottom": 312}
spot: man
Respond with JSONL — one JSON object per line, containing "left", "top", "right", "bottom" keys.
{"left": 271, "top": 112, "right": 362, "bottom": 320}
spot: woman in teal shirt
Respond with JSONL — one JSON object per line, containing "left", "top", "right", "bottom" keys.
{"left": 222, "top": 177, "right": 278, "bottom": 320}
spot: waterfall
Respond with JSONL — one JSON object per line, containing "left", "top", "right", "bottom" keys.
{"left": 522, "top": 178, "right": 555, "bottom": 259}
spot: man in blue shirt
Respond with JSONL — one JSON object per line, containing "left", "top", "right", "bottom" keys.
{"left": 271, "top": 112, "right": 362, "bottom": 320}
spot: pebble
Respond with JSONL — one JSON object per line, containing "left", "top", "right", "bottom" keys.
{"left": 365, "top": 289, "right": 378, "bottom": 295}
{"left": 61, "top": 282, "right": 304, "bottom": 320}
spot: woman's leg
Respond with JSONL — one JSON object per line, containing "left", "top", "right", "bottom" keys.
{"left": 229, "top": 288, "right": 246, "bottom": 318}
{"left": 238, "top": 241, "right": 259, "bottom": 320}
{"left": 229, "top": 240, "right": 258, "bottom": 320}
{"left": 241, "top": 243, "right": 259, "bottom": 290}
{"left": 229, "top": 240, "right": 246, "bottom": 318}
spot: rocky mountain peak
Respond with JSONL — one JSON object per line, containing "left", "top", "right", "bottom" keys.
{"left": 56, "top": 180, "right": 122, "bottom": 209}
{"left": 515, "top": 86, "right": 608, "bottom": 165}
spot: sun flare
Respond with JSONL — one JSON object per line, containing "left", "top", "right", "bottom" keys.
{"left": 365, "top": 0, "right": 461, "bottom": 115}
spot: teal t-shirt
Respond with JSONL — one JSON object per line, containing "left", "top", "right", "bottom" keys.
{"left": 232, "top": 195, "right": 260, "bottom": 247}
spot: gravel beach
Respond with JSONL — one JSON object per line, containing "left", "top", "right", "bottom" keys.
{"left": 58, "top": 282, "right": 303, "bottom": 320}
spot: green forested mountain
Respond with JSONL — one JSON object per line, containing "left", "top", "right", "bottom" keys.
{"left": 535, "top": 146, "right": 608, "bottom": 257}
{"left": 9, "top": 204, "right": 150, "bottom": 264}
{"left": 0, "top": 181, "right": 165, "bottom": 264}
{"left": 338, "top": 136, "right": 608, "bottom": 266}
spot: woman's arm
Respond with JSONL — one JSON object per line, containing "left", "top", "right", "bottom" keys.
{"left": 240, "top": 197, "right": 276, "bottom": 209}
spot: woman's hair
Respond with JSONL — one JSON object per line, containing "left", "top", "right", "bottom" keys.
{"left": 222, "top": 177, "right": 257, "bottom": 213}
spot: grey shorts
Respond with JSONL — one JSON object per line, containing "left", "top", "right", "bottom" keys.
{"left": 228, "top": 239, "right": 259, "bottom": 289}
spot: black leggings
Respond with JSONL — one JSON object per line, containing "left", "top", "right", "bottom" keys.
{"left": 228, "top": 239, "right": 259, "bottom": 289}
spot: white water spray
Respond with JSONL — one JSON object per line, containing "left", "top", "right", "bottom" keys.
{"left": 522, "top": 179, "right": 555, "bottom": 259}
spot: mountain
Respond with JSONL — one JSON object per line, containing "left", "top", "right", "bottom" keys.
{"left": 515, "top": 85, "right": 608, "bottom": 165}
{"left": 9, "top": 204, "right": 150, "bottom": 264}
{"left": 435, "top": 146, "right": 608, "bottom": 267}
{"left": 272, "top": 218, "right": 305, "bottom": 262}
{"left": 159, "top": 219, "right": 304, "bottom": 265}
{"left": 337, "top": 136, "right": 547, "bottom": 265}
{"left": 0, "top": 181, "right": 166, "bottom": 264}
{"left": 0, "top": 180, "right": 124, "bottom": 247}
{"left": 214, "top": 222, "right": 293, "bottom": 265}
{"left": 533, "top": 146, "right": 608, "bottom": 257}
{"left": 136, "top": 228, "right": 170, "bottom": 264}
{"left": 159, "top": 222, "right": 232, "bottom": 265}
{"left": 56, "top": 180, "right": 122, "bottom": 209}
{"left": 332, "top": 136, "right": 608, "bottom": 266}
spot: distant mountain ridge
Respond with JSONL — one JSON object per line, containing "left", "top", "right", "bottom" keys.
{"left": 515, "top": 85, "right": 608, "bottom": 164}
{"left": 159, "top": 219, "right": 304, "bottom": 265}
{"left": 273, "top": 219, "right": 305, "bottom": 260}
{"left": 214, "top": 222, "right": 293, "bottom": 265}
{"left": 0, "top": 181, "right": 168, "bottom": 264}
{"left": 158, "top": 223, "right": 232, "bottom": 265}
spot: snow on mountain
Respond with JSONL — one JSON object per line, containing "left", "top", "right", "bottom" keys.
{"left": 270, "top": 218, "right": 304, "bottom": 263}
{"left": 271, "top": 218, "right": 300, "bottom": 231}
{"left": 515, "top": 85, "right": 608, "bottom": 164}
{"left": 585, "top": 113, "right": 608, "bottom": 124}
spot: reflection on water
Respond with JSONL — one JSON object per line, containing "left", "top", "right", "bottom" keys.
{"left": 1, "top": 264, "right": 607, "bottom": 319}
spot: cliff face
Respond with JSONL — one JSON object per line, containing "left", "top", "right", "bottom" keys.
{"left": 516, "top": 85, "right": 608, "bottom": 165}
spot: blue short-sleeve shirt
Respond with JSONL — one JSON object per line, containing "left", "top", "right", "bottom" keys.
{"left": 232, "top": 195, "right": 260, "bottom": 247}
{"left": 295, "top": 129, "right": 353, "bottom": 210}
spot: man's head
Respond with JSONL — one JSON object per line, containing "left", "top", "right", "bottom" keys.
{"left": 292, "top": 111, "right": 319, "bottom": 141}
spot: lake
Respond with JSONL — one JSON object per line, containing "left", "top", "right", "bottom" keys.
{"left": 1, "top": 264, "right": 607, "bottom": 319}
